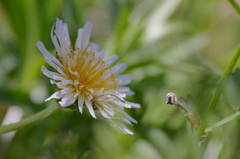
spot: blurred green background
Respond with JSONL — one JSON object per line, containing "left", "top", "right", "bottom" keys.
{"left": 0, "top": 0, "right": 240, "bottom": 158}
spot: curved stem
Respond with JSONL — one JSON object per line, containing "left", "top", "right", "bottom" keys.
{"left": 166, "top": 93, "right": 201, "bottom": 130}
{"left": 208, "top": 46, "right": 240, "bottom": 110}
{"left": 0, "top": 102, "right": 60, "bottom": 134}
{"left": 176, "top": 100, "right": 201, "bottom": 130}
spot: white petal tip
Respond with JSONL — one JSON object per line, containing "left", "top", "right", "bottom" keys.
{"left": 132, "top": 104, "right": 140, "bottom": 108}
{"left": 124, "top": 129, "right": 134, "bottom": 135}
{"left": 36, "top": 41, "right": 43, "bottom": 48}
{"left": 85, "top": 21, "right": 93, "bottom": 27}
{"left": 125, "top": 101, "right": 141, "bottom": 108}
{"left": 45, "top": 99, "right": 50, "bottom": 102}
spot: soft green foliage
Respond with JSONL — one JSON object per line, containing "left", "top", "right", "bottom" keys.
{"left": 0, "top": 0, "right": 240, "bottom": 158}
{"left": 223, "top": 68, "right": 240, "bottom": 110}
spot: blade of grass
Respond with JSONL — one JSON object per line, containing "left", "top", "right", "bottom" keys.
{"left": 229, "top": 0, "right": 240, "bottom": 15}
{"left": 208, "top": 46, "right": 240, "bottom": 110}
{"left": 205, "top": 111, "right": 240, "bottom": 133}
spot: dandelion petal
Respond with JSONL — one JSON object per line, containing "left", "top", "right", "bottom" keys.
{"left": 85, "top": 100, "right": 96, "bottom": 118}
{"left": 78, "top": 96, "right": 84, "bottom": 114}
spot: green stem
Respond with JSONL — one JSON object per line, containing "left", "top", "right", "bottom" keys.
{"left": 0, "top": 102, "right": 60, "bottom": 134}
{"left": 204, "top": 111, "right": 240, "bottom": 133}
{"left": 229, "top": 0, "right": 240, "bottom": 15}
{"left": 176, "top": 100, "right": 201, "bottom": 130}
{"left": 208, "top": 46, "right": 240, "bottom": 110}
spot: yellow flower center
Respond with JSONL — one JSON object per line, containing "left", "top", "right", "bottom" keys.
{"left": 61, "top": 47, "right": 117, "bottom": 101}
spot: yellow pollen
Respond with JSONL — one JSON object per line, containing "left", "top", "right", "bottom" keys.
{"left": 62, "top": 46, "right": 117, "bottom": 97}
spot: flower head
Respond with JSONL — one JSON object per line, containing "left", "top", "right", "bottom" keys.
{"left": 37, "top": 19, "right": 140, "bottom": 134}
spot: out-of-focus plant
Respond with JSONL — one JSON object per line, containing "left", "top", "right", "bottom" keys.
{"left": 1, "top": 0, "right": 240, "bottom": 159}
{"left": 166, "top": 45, "right": 240, "bottom": 138}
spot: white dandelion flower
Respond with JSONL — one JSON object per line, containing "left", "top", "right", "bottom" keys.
{"left": 37, "top": 19, "right": 140, "bottom": 134}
